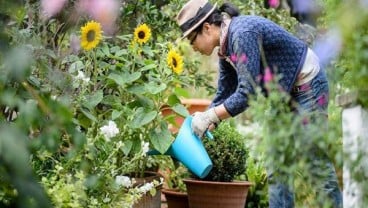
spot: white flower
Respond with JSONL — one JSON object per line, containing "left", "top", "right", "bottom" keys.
{"left": 75, "top": 70, "right": 90, "bottom": 83}
{"left": 117, "top": 141, "right": 123, "bottom": 148}
{"left": 100, "top": 120, "right": 119, "bottom": 140}
{"left": 138, "top": 182, "right": 154, "bottom": 194}
{"left": 115, "top": 175, "right": 132, "bottom": 188}
{"left": 141, "top": 141, "right": 149, "bottom": 156}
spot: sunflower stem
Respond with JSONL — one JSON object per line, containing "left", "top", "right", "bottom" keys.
{"left": 93, "top": 49, "right": 97, "bottom": 89}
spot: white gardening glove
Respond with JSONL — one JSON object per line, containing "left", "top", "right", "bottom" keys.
{"left": 191, "top": 108, "right": 221, "bottom": 138}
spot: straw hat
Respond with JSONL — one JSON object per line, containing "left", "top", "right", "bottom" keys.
{"left": 176, "top": 0, "right": 217, "bottom": 38}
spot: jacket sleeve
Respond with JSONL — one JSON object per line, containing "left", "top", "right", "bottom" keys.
{"left": 222, "top": 31, "right": 262, "bottom": 116}
{"left": 210, "top": 59, "right": 238, "bottom": 109}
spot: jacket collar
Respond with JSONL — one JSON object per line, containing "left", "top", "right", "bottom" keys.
{"left": 218, "top": 13, "right": 232, "bottom": 58}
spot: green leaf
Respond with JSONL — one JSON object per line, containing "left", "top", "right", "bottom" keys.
{"left": 115, "top": 49, "right": 128, "bottom": 57}
{"left": 140, "top": 64, "right": 156, "bottom": 71}
{"left": 125, "top": 72, "right": 142, "bottom": 83}
{"left": 101, "top": 44, "right": 110, "bottom": 56}
{"left": 83, "top": 90, "right": 103, "bottom": 110}
{"left": 108, "top": 71, "right": 141, "bottom": 86}
{"left": 80, "top": 108, "right": 97, "bottom": 122}
{"left": 109, "top": 46, "right": 120, "bottom": 53}
{"left": 172, "top": 104, "right": 190, "bottom": 117}
{"left": 142, "top": 46, "right": 155, "bottom": 57}
{"left": 112, "top": 110, "right": 123, "bottom": 120}
{"left": 127, "top": 84, "right": 145, "bottom": 94}
{"left": 167, "top": 94, "right": 181, "bottom": 106}
{"left": 71, "top": 130, "right": 86, "bottom": 149}
{"left": 174, "top": 87, "right": 190, "bottom": 98}
{"left": 135, "top": 96, "right": 155, "bottom": 109}
{"left": 121, "top": 140, "right": 133, "bottom": 156}
{"left": 150, "top": 122, "right": 173, "bottom": 154}
{"left": 145, "top": 82, "right": 166, "bottom": 94}
{"left": 131, "top": 108, "right": 157, "bottom": 128}
{"left": 108, "top": 73, "right": 124, "bottom": 85}
{"left": 68, "top": 61, "right": 85, "bottom": 73}
{"left": 101, "top": 95, "right": 120, "bottom": 106}
{"left": 149, "top": 187, "right": 157, "bottom": 196}
{"left": 62, "top": 55, "right": 80, "bottom": 64}
{"left": 28, "top": 76, "right": 41, "bottom": 88}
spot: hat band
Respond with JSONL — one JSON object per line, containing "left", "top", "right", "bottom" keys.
{"left": 180, "top": 2, "right": 214, "bottom": 33}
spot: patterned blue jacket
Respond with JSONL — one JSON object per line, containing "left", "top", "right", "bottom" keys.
{"left": 211, "top": 15, "right": 307, "bottom": 116}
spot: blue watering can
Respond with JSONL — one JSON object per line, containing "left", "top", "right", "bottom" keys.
{"left": 148, "top": 116, "right": 213, "bottom": 179}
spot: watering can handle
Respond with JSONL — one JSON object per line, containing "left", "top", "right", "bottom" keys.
{"left": 205, "top": 131, "right": 214, "bottom": 140}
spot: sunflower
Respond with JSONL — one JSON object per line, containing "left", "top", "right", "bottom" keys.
{"left": 167, "top": 49, "right": 184, "bottom": 74}
{"left": 80, "top": 21, "right": 102, "bottom": 51}
{"left": 134, "top": 23, "right": 151, "bottom": 44}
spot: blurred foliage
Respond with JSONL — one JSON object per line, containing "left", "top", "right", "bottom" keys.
{"left": 243, "top": 156, "right": 268, "bottom": 208}
{"left": 318, "top": 0, "right": 368, "bottom": 107}
{"left": 325, "top": 0, "right": 368, "bottom": 206}
{"left": 1, "top": 0, "right": 367, "bottom": 207}
{"left": 231, "top": 0, "right": 298, "bottom": 33}
{"left": 247, "top": 75, "right": 342, "bottom": 207}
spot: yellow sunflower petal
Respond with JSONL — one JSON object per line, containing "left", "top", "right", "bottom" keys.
{"left": 80, "top": 21, "right": 102, "bottom": 51}
{"left": 167, "top": 50, "right": 184, "bottom": 75}
{"left": 134, "top": 23, "right": 151, "bottom": 44}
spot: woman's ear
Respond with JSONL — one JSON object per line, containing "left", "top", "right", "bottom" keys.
{"left": 202, "top": 22, "right": 212, "bottom": 34}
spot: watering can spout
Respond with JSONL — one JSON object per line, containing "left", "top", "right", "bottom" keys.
{"left": 147, "top": 130, "right": 213, "bottom": 156}
{"left": 147, "top": 148, "right": 174, "bottom": 156}
{"left": 147, "top": 116, "right": 214, "bottom": 179}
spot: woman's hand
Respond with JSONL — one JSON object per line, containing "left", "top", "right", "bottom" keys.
{"left": 191, "top": 108, "right": 221, "bottom": 138}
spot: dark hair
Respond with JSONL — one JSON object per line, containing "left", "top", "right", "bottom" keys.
{"left": 193, "top": 3, "right": 240, "bottom": 34}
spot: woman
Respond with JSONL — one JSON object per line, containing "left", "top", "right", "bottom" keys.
{"left": 176, "top": 0, "right": 342, "bottom": 207}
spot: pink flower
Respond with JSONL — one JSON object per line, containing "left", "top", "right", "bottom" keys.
{"left": 230, "top": 54, "right": 237, "bottom": 62}
{"left": 302, "top": 117, "right": 309, "bottom": 125}
{"left": 268, "top": 0, "right": 280, "bottom": 8}
{"left": 317, "top": 94, "right": 328, "bottom": 107}
{"left": 300, "top": 83, "right": 310, "bottom": 91}
{"left": 239, "top": 54, "right": 247, "bottom": 63}
{"left": 77, "top": 0, "right": 120, "bottom": 35}
{"left": 41, "top": 0, "right": 67, "bottom": 19}
{"left": 263, "top": 67, "right": 273, "bottom": 83}
{"left": 230, "top": 53, "right": 247, "bottom": 64}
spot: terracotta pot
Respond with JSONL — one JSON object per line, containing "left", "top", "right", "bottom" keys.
{"left": 161, "top": 98, "right": 211, "bottom": 133}
{"left": 132, "top": 171, "right": 163, "bottom": 208}
{"left": 183, "top": 178, "right": 252, "bottom": 208}
{"left": 162, "top": 188, "right": 189, "bottom": 208}
{"left": 181, "top": 98, "right": 212, "bottom": 114}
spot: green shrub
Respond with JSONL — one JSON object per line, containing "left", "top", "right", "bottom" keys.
{"left": 202, "top": 122, "right": 247, "bottom": 182}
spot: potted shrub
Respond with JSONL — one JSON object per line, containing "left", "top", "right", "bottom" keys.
{"left": 183, "top": 121, "right": 252, "bottom": 208}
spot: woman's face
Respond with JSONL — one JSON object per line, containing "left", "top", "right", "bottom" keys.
{"left": 188, "top": 23, "right": 219, "bottom": 56}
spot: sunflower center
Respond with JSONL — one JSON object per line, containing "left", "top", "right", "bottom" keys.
{"left": 87, "top": 30, "right": 96, "bottom": 42}
{"left": 138, "top": 31, "right": 146, "bottom": 39}
{"left": 172, "top": 58, "right": 177, "bottom": 67}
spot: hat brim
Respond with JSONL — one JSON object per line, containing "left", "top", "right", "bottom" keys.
{"left": 181, "top": 2, "right": 217, "bottom": 39}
